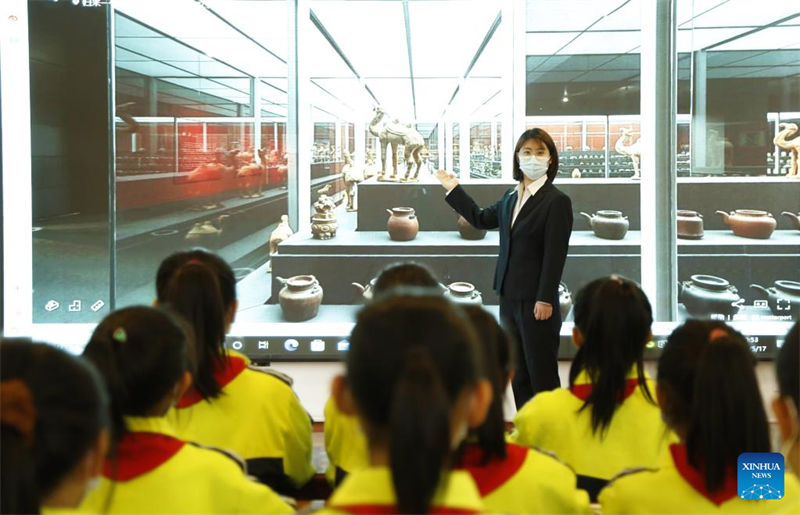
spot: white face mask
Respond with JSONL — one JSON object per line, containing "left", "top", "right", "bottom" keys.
{"left": 518, "top": 154, "right": 549, "bottom": 181}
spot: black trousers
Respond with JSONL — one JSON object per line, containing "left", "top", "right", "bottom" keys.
{"left": 499, "top": 296, "right": 562, "bottom": 409}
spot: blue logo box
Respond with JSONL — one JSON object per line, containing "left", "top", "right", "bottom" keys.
{"left": 738, "top": 453, "right": 784, "bottom": 500}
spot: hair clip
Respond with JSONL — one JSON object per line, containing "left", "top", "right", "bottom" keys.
{"left": 112, "top": 327, "right": 127, "bottom": 343}
{"left": 708, "top": 328, "right": 728, "bottom": 343}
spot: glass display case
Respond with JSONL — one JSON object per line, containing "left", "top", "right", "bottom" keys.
{"left": 3, "top": 0, "right": 797, "bottom": 359}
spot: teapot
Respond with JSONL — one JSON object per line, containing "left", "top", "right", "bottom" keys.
{"left": 558, "top": 281, "right": 572, "bottom": 320}
{"left": 678, "top": 274, "right": 742, "bottom": 318}
{"left": 580, "top": 210, "right": 629, "bottom": 240}
{"left": 715, "top": 209, "right": 776, "bottom": 239}
{"left": 352, "top": 279, "right": 378, "bottom": 301}
{"left": 276, "top": 275, "right": 323, "bottom": 322}
{"left": 750, "top": 280, "right": 800, "bottom": 318}
{"left": 782, "top": 211, "right": 800, "bottom": 230}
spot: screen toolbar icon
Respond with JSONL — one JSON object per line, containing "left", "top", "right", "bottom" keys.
{"left": 45, "top": 300, "right": 60, "bottom": 312}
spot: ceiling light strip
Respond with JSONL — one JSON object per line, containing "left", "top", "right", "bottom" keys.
{"left": 702, "top": 12, "right": 800, "bottom": 51}
{"left": 441, "top": 10, "right": 502, "bottom": 117}
{"left": 309, "top": 9, "right": 380, "bottom": 106}
{"left": 530, "top": 0, "right": 632, "bottom": 73}
{"left": 115, "top": 12, "right": 252, "bottom": 78}
{"left": 402, "top": 0, "right": 417, "bottom": 120}
{"left": 194, "top": 0, "right": 287, "bottom": 64}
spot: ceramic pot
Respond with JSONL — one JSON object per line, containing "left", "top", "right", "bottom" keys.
{"left": 679, "top": 274, "right": 742, "bottom": 317}
{"left": 677, "top": 210, "right": 704, "bottom": 239}
{"left": 457, "top": 215, "right": 486, "bottom": 240}
{"left": 352, "top": 278, "right": 377, "bottom": 302}
{"left": 558, "top": 281, "right": 572, "bottom": 320}
{"left": 311, "top": 214, "right": 338, "bottom": 240}
{"left": 444, "top": 282, "right": 483, "bottom": 305}
{"left": 750, "top": 280, "right": 800, "bottom": 318}
{"left": 580, "top": 210, "right": 629, "bottom": 240}
{"left": 715, "top": 209, "right": 776, "bottom": 239}
{"left": 276, "top": 275, "right": 323, "bottom": 322}
{"left": 387, "top": 207, "right": 419, "bottom": 241}
{"left": 782, "top": 211, "right": 800, "bottom": 230}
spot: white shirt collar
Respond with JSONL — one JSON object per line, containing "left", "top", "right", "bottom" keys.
{"left": 517, "top": 174, "right": 549, "bottom": 198}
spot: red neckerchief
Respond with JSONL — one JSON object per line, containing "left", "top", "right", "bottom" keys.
{"left": 455, "top": 442, "right": 528, "bottom": 496}
{"left": 176, "top": 355, "right": 248, "bottom": 408}
{"left": 670, "top": 443, "right": 737, "bottom": 506}
{"left": 103, "top": 432, "right": 185, "bottom": 481}
{"left": 329, "top": 505, "right": 479, "bottom": 515}
{"left": 570, "top": 378, "right": 640, "bottom": 402}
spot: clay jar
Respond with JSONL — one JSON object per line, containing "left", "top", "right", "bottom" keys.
{"left": 677, "top": 210, "right": 704, "bottom": 239}
{"left": 387, "top": 207, "right": 419, "bottom": 241}
{"left": 678, "top": 274, "right": 742, "bottom": 317}
{"left": 715, "top": 209, "right": 776, "bottom": 239}
{"left": 558, "top": 281, "right": 573, "bottom": 320}
{"left": 750, "top": 280, "right": 800, "bottom": 318}
{"left": 782, "top": 211, "right": 800, "bottom": 230}
{"left": 444, "top": 282, "right": 483, "bottom": 305}
{"left": 580, "top": 210, "right": 629, "bottom": 240}
{"left": 457, "top": 215, "right": 486, "bottom": 240}
{"left": 276, "top": 275, "right": 323, "bottom": 322}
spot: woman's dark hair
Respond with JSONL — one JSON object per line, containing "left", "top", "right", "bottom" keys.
{"left": 659, "top": 322, "right": 770, "bottom": 493}
{"left": 372, "top": 261, "right": 440, "bottom": 297}
{"left": 512, "top": 128, "right": 559, "bottom": 183}
{"left": 156, "top": 249, "right": 235, "bottom": 399}
{"left": 777, "top": 322, "right": 799, "bottom": 408}
{"left": 1, "top": 339, "right": 108, "bottom": 515}
{"left": 347, "top": 295, "right": 483, "bottom": 514}
{"left": 569, "top": 276, "right": 654, "bottom": 435}
{"left": 82, "top": 307, "right": 190, "bottom": 443}
{"left": 461, "top": 305, "right": 514, "bottom": 464}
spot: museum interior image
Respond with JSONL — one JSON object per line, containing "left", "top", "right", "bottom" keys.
{"left": 2, "top": 0, "right": 798, "bottom": 371}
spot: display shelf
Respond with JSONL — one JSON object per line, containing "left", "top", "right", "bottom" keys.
{"left": 277, "top": 230, "right": 642, "bottom": 255}
{"left": 677, "top": 230, "right": 800, "bottom": 253}
{"left": 357, "top": 178, "right": 642, "bottom": 231}
{"left": 116, "top": 175, "right": 338, "bottom": 243}
{"left": 270, "top": 230, "right": 642, "bottom": 305}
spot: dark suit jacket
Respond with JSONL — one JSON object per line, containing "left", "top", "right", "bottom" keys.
{"left": 446, "top": 182, "right": 573, "bottom": 304}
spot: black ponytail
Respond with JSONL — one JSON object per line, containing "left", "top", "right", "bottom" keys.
{"left": 82, "top": 307, "right": 190, "bottom": 444}
{"left": 461, "top": 305, "right": 513, "bottom": 463}
{"left": 156, "top": 249, "right": 236, "bottom": 400}
{"left": 347, "top": 295, "right": 482, "bottom": 514}
{"left": 1, "top": 339, "right": 108, "bottom": 514}
{"left": 390, "top": 349, "right": 452, "bottom": 514}
{"left": 569, "top": 276, "right": 654, "bottom": 435}
{"left": 687, "top": 335, "right": 770, "bottom": 493}
{"left": 657, "top": 320, "right": 729, "bottom": 430}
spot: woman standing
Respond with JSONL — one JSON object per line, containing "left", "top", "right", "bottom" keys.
{"left": 436, "top": 128, "right": 573, "bottom": 407}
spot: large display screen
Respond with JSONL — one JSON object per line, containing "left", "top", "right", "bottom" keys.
{"left": 4, "top": 0, "right": 798, "bottom": 360}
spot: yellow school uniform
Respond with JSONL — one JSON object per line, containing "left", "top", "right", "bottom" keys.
{"left": 319, "top": 466, "right": 484, "bottom": 514}
{"left": 323, "top": 396, "right": 369, "bottom": 485}
{"left": 600, "top": 443, "right": 800, "bottom": 513}
{"left": 455, "top": 441, "right": 591, "bottom": 514}
{"left": 79, "top": 416, "right": 292, "bottom": 514}
{"left": 511, "top": 367, "right": 675, "bottom": 499}
{"left": 42, "top": 508, "right": 92, "bottom": 515}
{"left": 166, "top": 350, "right": 314, "bottom": 493}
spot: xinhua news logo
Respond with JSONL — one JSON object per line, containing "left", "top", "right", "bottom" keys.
{"left": 738, "top": 453, "right": 784, "bottom": 500}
